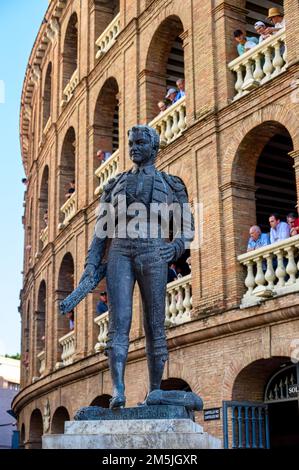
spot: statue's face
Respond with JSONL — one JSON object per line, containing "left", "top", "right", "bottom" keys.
{"left": 128, "top": 130, "right": 154, "bottom": 165}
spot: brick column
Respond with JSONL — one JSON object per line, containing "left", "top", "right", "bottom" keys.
{"left": 289, "top": 149, "right": 299, "bottom": 208}
{"left": 284, "top": 0, "right": 299, "bottom": 67}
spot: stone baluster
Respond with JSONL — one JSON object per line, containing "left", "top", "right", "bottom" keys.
{"left": 244, "top": 260, "right": 256, "bottom": 296}
{"left": 243, "top": 60, "right": 255, "bottom": 89}
{"left": 253, "top": 54, "right": 264, "bottom": 82}
{"left": 169, "top": 288, "right": 177, "bottom": 324}
{"left": 272, "top": 40, "right": 284, "bottom": 76}
{"left": 171, "top": 110, "right": 179, "bottom": 139}
{"left": 182, "top": 282, "right": 192, "bottom": 317}
{"left": 175, "top": 287, "right": 184, "bottom": 323}
{"left": 178, "top": 103, "right": 187, "bottom": 132}
{"left": 254, "top": 256, "right": 265, "bottom": 288}
{"left": 264, "top": 253, "right": 276, "bottom": 289}
{"left": 234, "top": 67, "right": 244, "bottom": 99}
{"left": 285, "top": 245, "right": 298, "bottom": 285}
{"left": 262, "top": 48, "right": 274, "bottom": 82}
{"left": 165, "top": 115, "right": 173, "bottom": 144}
{"left": 274, "top": 249, "right": 286, "bottom": 287}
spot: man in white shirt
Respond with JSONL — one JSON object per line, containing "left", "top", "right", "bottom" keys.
{"left": 265, "top": 7, "right": 285, "bottom": 35}
{"left": 269, "top": 213, "right": 290, "bottom": 244}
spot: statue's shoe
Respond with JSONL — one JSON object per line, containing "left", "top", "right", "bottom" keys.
{"left": 109, "top": 394, "right": 126, "bottom": 409}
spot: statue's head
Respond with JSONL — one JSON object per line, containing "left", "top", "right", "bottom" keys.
{"left": 128, "top": 125, "right": 160, "bottom": 166}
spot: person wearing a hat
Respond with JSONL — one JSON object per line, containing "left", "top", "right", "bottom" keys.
{"left": 165, "top": 87, "right": 179, "bottom": 105}
{"left": 96, "top": 291, "right": 108, "bottom": 315}
{"left": 265, "top": 7, "right": 285, "bottom": 35}
{"left": 254, "top": 21, "right": 271, "bottom": 43}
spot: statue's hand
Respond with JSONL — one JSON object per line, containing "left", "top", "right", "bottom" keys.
{"left": 160, "top": 242, "right": 176, "bottom": 262}
{"left": 79, "top": 263, "right": 96, "bottom": 284}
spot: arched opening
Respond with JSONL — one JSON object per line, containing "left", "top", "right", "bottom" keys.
{"left": 43, "top": 63, "right": 52, "bottom": 129}
{"left": 22, "top": 302, "right": 31, "bottom": 382}
{"left": 231, "top": 357, "right": 299, "bottom": 449}
{"left": 93, "top": 78, "right": 119, "bottom": 182}
{"left": 38, "top": 166, "right": 49, "bottom": 251}
{"left": 57, "top": 253, "right": 75, "bottom": 340}
{"left": 58, "top": 127, "right": 76, "bottom": 221}
{"left": 28, "top": 409, "right": 43, "bottom": 449}
{"left": 161, "top": 378, "right": 192, "bottom": 392}
{"left": 255, "top": 133, "right": 295, "bottom": 231}
{"left": 90, "top": 394, "right": 112, "bottom": 408}
{"left": 232, "top": 121, "right": 295, "bottom": 254}
{"left": 145, "top": 16, "right": 185, "bottom": 122}
{"left": 51, "top": 407, "right": 70, "bottom": 434}
{"left": 62, "top": 13, "right": 78, "bottom": 91}
{"left": 36, "top": 281, "right": 46, "bottom": 376}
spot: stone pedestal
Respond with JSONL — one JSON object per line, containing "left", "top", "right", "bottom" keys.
{"left": 43, "top": 406, "right": 222, "bottom": 449}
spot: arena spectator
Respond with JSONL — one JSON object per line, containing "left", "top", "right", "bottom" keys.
{"left": 234, "top": 30, "right": 258, "bottom": 55}
{"left": 65, "top": 180, "right": 75, "bottom": 200}
{"left": 265, "top": 7, "right": 285, "bottom": 35}
{"left": 247, "top": 225, "right": 270, "bottom": 251}
{"left": 176, "top": 79, "right": 185, "bottom": 100}
{"left": 96, "top": 292, "right": 108, "bottom": 315}
{"left": 165, "top": 87, "right": 179, "bottom": 105}
{"left": 254, "top": 21, "right": 271, "bottom": 43}
{"left": 157, "top": 101, "right": 168, "bottom": 113}
{"left": 168, "top": 263, "right": 178, "bottom": 283}
{"left": 96, "top": 149, "right": 112, "bottom": 165}
{"left": 287, "top": 212, "right": 299, "bottom": 237}
{"left": 269, "top": 213, "right": 290, "bottom": 244}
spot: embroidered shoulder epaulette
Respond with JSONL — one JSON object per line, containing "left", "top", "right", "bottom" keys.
{"left": 100, "top": 172, "right": 126, "bottom": 202}
{"left": 162, "top": 172, "right": 188, "bottom": 195}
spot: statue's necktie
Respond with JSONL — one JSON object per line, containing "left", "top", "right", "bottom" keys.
{"left": 136, "top": 168, "right": 144, "bottom": 197}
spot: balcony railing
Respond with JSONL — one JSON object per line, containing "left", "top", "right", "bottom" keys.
{"left": 37, "top": 350, "right": 45, "bottom": 376}
{"left": 238, "top": 235, "right": 299, "bottom": 308}
{"left": 58, "top": 330, "right": 75, "bottom": 366}
{"left": 149, "top": 96, "right": 187, "bottom": 148}
{"left": 94, "top": 311, "right": 109, "bottom": 352}
{"left": 228, "top": 29, "right": 287, "bottom": 100}
{"left": 94, "top": 149, "right": 119, "bottom": 196}
{"left": 61, "top": 68, "right": 79, "bottom": 105}
{"left": 165, "top": 274, "right": 193, "bottom": 327}
{"left": 39, "top": 226, "right": 49, "bottom": 249}
{"left": 95, "top": 13, "right": 121, "bottom": 59}
{"left": 59, "top": 192, "right": 76, "bottom": 229}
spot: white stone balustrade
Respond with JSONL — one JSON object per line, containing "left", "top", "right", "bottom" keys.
{"left": 149, "top": 96, "right": 187, "bottom": 147}
{"left": 94, "top": 311, "right": 109, "bottom": 352}
{"left": 94, "top": 149, "right": 119, "bottom": 196}
{"left": 95, "top": 13, "right": 121, "bottom": 59}
{"left": 37, "top": 350, "right": 45, "bottom": 376}
{"left": 165, "top": 274, "right": 193, "bottom": 327}
{"left": 58, "top": 330, "right": 75, "bottom": 366}
{"left": 40, "top": 226, "right": 49, "bottom": 248}
{"left": 61, "top": 68, "right": 79, "bottom": 105}
{"left": 228, "top": 29, "right": 287, "bottom": 100}
{"left": 238, "top": 235, "right": 299, "bottom": 308}
{"left": 59, "top": 192, "right": 76, "bottom": 229}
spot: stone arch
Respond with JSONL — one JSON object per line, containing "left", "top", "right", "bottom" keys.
{"left": 93, "top": 77, "right": 119, "bottom": 157}
{"left": 43, "top": 62, "right": 52, "bottom": 129}
{"left": 28, "top": 409, "right": 43, "bottom": 449}
{"left": 38, "top": 165, "right": 49, "bottom": 251}
{"left": 36, "top": 280, "right": 46, "bottom": 359}
{"left": 90, "top": 394, "right": 112, "bottom": 408}
{"left": 56, "top": 252, "right": 75, "bottom": 342}
{"left": 62, "top": 12, "right": 78, "bottom": 90}
{"left": 145, "top": 15, "right": 185, "bottom": 122}
{"left": 58, "top": 127, "right": 76, "bottom": 220}
{"left": 222, "top": 105, "right": 299, "bottom": 187}
{"left": 51, "top": 406, "right": 70, "bottom": 434}
{"left": 161, "top": 377, "right": 192, "bottom": 391}
{"left": 222, "top": 353, "right": 290, "bottom": 401}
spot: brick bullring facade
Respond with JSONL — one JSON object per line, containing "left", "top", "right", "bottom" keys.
{"left": 14, "top": 0, "right": 299, "bottom": 448}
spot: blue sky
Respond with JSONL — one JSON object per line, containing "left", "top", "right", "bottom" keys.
{"left": 0, "top": 1, "right": 47, "bottom": 355}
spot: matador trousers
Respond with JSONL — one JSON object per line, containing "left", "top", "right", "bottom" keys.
{"left": 105, "top": 237, "right": 169, "bottom": 362}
